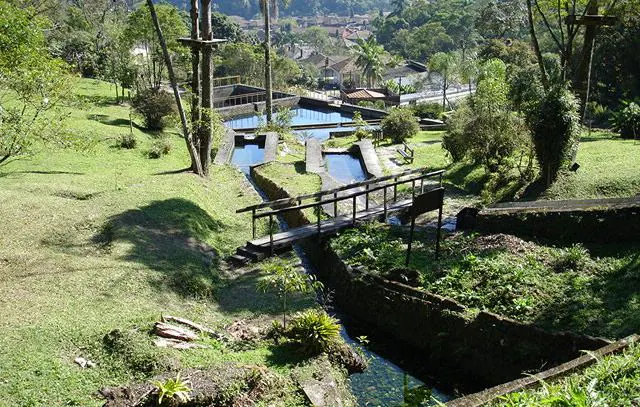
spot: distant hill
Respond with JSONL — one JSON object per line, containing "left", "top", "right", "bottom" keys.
{"left": 161, "top": 0, "right": 389, "bottom": 19}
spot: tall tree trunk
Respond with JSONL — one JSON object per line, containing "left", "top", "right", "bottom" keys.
{"left": 442, "top": 77, "right": 447, "bottom": 111}
{"left": 574, "top": 0, "right": 600, "bottom": 119}
{"left": 146, "top": 0, "right": 203, "bottom": 176}
{"left": 199, "top": 0, "right": 214, "bottom": 175}
{"left": 263, "top": 0, "right": 273, "bottom": 123}
{"left": 526, "top": 0, "right": 549, "bottom": 90}
{"left": 190, "top": 0, "right": 201, "bottom": 170}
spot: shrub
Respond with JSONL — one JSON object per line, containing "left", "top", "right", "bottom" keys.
{"left": 286, "top": 309, "right": 341, "bottom": 355}
{"left": 148, "top": 138, "right": 172, "bottom": 159}
{"left": 611, "top": 100, "right": 640, "bottom": 139}
{"left": 531, "top": 86, "right": 581, "bottom": 186}
{"left": 411, "top": 102, "right": 444, "bottom": 120}
{"left": 132, "top": 88, "right": 175, "bottom": 130}
{"left": 352, "top": 111, "right": 371, "bottom": 140}
{"left": 357, "top": 100, "right": 386, "bottom": 110}
{"left": 381, "top": 107, "right": 420, "bottom": 143}
{"left": 117, "top": 133, "right": 136, "bottom": 149}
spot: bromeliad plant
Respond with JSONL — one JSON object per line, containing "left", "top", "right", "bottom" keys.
{"left": 286, "top": 309, "right": 341, "bottom": 355}
{"left": 257, "top": 258, "right": 323, "bottom": 329}
{"left": 151, "top": 373, "right": 192, "bottom": 405}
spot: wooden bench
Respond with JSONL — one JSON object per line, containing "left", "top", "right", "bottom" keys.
{"left": 397, "top": 142, "right": 414, "bottom": 163}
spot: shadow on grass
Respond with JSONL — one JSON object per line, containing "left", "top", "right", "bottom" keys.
{"left": 216, "top": 269, "right": 313, "bottom": 316}
{"left": 444, "top": 162, "right": 486, "bottom": 195}
{"left": 532, "top": 252, "right": 640, "bottom": 339}
{"left": 0, "top": 170, "right": 85, "bottom": 178}
{"left": 88, "top": 114, "right": 146, "bottom": 131}
{"left": 293, "top": 161, "right": 306, "bottom": 175}
{"left": 265, "top": 342, "right": 309, "bottom": 367}
{"left": 90, "top": 198, "right": 226, "bottom": 299}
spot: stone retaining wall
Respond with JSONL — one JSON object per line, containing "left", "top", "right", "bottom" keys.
{"left": 474, "top": 196, "right": 640, "bottom": 243}
{"left": 251, "top": 168, "right": 610, "bottom": 393}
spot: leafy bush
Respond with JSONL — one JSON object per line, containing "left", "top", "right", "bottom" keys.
{"left": 585, "top": 101, "right": 613, "bottom": 127}
{"left": 611, "top": 100, "right": 640, "bottom": 139}
{"left": 152, "top": 373, "right": 192, "bottom": 405}
{"left": 531, "top": 86, "right": 581, "bottom": 186}
{"left": 148, "top": 138, "right": 172, "bottom": 159}
{"left": 258, "top": 106, "right": 294, "bottom": 135}
{"left": 286, "top": 309, "right": 341, "bottom": 355}
{"left": 132, "top": 88, "right": 175, "bottom": 130}
{"left": 411, "top": 102, "right": 444, "bottom": 120}
{"left": 117, "top": 133, "right": 137, "bottom": 149}
{"left": 443, "top": 61, "right": 532, "bottom": 174}
{"left": 381, "top": 107, "right": 420, "bottom": 143}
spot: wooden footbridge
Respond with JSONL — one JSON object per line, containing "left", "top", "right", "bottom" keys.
{"left": 231, "top": 168, "right": 445, "bottom": 264}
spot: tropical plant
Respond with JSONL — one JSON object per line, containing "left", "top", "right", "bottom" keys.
{"left": 286, "top": 309, "right": 341, "bottom": 355}
{"left": 531, "top": 86, "right": 581, "bottom": 186}
{"left": 132, "top": 88, "right": 176, "bottom": 130}
{"left": 151, "top": 373, "right": 192, "bottom": 405}
{"left": 257, "top": 258, "right": 323, "bottom": 329}
{"left": 352, "top": 111, "right": 372, "bottom": 140}
{"left": 611, "top": 100, "right": 640, "bottom": 139}
{"left": 428, "top": 51, "right": 459, "bottom": 110}
{"left": 381, "top": 107, "right": 420, "bottom": 143}
{"left": 354, "top": 37, "right": 386, "bottom": 88}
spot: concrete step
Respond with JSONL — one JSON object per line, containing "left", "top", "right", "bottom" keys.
{"left": 236, "top": 246, "right": 267, "bottom": 261}
{"left": 229, "top": 254, "right": 250, "bottom": 266}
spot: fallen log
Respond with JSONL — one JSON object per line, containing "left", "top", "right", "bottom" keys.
{"left": 161, "top": 314, "right": 221, "bottom": 338}
{"left": 153, "top": 337, "right": 210, "bottom": 350}
{"left": 154, "top": 322, "right": 198, "bottom": 342}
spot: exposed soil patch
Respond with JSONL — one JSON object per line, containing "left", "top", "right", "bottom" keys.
{"left": 473, "top": 233, "right": 538, "bottom": 255}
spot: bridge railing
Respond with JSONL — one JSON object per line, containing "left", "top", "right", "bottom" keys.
{"left": 237, "top": 167, "right": 445, "bottom": 252}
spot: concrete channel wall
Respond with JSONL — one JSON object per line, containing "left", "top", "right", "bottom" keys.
{"left": 250, "top": 169, "right": 611, "bottom": 398}
{"left": 472, "top": 195, "right": 640, "bottom": 243}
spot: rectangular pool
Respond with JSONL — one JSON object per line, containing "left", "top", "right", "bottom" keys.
{"left": 324, "top": 152, "right": 368, "bottom": 184}
{"left": 225, "top": 105, "right": 354, "bottom": 130}
{"left": 231, "top": 138, "right": 266, "bottom": 172}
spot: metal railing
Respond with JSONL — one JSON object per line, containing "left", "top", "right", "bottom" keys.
{"left": 237, "top": 168, "right": 445, "bottom": 253}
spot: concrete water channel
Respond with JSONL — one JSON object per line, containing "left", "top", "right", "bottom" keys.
{"left": 221, "top": 99, "right": 454, "bottom": 406}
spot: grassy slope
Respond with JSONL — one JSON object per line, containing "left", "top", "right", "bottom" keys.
{"left": 0, "top": 79, "right": 307, "bottom": 406}
{"left": 545, "top": 131, "right": 640, "bottom": 199}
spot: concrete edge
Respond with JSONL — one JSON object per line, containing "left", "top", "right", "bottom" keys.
{"left": 446, "top": 334, "right": 639, "bottom": 407}
{"left": 355, "top": 139, "right": 384, "bottom": 178}
{"left": 213, "top": 128, "right": 236, "bottom": 165}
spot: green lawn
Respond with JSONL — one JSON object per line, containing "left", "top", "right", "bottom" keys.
{"left": 545, "top": 131, "right": 640, "bottom": 200}
{"left": 0, "top": 79, "right": 314, "bottom": 406}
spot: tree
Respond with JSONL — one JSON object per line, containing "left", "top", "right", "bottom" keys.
{"left": 531, "top": 86, "right": 582, "bottom": 186}
{"left": 428, "top": 51, "right": 458, "bottom": 111}
{"left": 124, "top": 4, "right": 188, "bottom": 89}
{"left": 257, "top": 259, "right": 322, "bottom": 329}
{"left": 0, "top": 2, "right": 75, "bottom": 166}
{"left": 354, "top": 37, "right": 385, "bottom": 88}
{"left": 381, "top": 107, "right": 420, "bottom": 143}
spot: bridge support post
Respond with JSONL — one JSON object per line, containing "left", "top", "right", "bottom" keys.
{"left": 383, "top": 187, "right": 387, "bottom": 220}
{"left": 352, "top": 196, "right": 356, "bottom": 225}
{"left": 365, "top": 184, "right": 369, "bottom": 210}
{"left": 269, "top": 214, "right": 274, "bottom": 256}
{"left": 334, "top": 192, "right": 338, "bottom": 217}
{"left": 252, "top": 209, "right": 256, "bottom": 239}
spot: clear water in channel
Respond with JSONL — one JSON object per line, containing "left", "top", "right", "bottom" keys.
{"left": 224, "top": 105, "right": 354, "bottom": 129}
{"left": 230, "top": 143, "right": 265, "bottom": 173}
{"left": 324, "top": 153, "right": 368, "bottom": 184}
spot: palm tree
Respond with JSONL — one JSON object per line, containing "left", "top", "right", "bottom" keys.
{"left": 428, "top": 51, "right": 458, "bottom": 111}
{"left": 354, "top": 37, "right": 385, "bottom": 88}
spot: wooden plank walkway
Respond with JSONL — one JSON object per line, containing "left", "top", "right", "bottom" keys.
{"left": 247, "top": 198, "right": 413, "bottom": 252}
